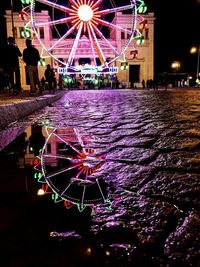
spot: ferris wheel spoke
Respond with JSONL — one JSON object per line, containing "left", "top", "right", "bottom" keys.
{"left": 87, "top": 25, "right": 97, "bottom": 66}
{"left": 67, "top": 21, "right": 83, "bottom": 66}
{"left": 69, "top": 0, "right": 79, "bottom": 9}
{"left": 95, "top": 18, "right": 133, "bottom": 35}
{"left": 60, "top": 183, "right": 72, "bottom": 197}
{"left": 88, "top": 22, "right": 107, "bottom": 66}
{"left": 96, "top": 178, "right": 106, "bottom": 201}
{"left": 35, "top": 16, "right": 75, "bottom": 27}
{"left": 86, "top": 0, "right": 93, "bottom": 6}
{"left": 42, "top": 154, "right": 76, "bottom": 161}
{"left": 97, "top": 4, "right": 134, "bottom": 16}
{"left": 48, "top": 21, "right": 79, "bottom": 51}
{"left": 52, "top": 132, "right": 83, "bottom": 156}
{"left": 81, "top": 186, "right": 86, "bottom": 206}
{"left": 73, "top": 128, "right": 87, "bottom": 154}
{"left": 46, "top": 163, "right": 82, "bottom": 180}
{"left": 76, "top": 168, "right": 84, "bottom": 179}
{"left": 91, "top": 0, "right": 103, "bottom": 9}
{"left": 91, "top": 22, "right": 120, "bottom": 56}
{"left": 36, "top": 0, "right": 72, "bottom": 14}
{"left": 76, "top": 0, "right": 83, "bottom": 5}
{"left": 89, "top": 0, "right": 94, "bottom": 7}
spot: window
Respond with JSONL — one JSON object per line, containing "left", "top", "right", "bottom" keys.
{"left": 39, "top": 27, "right": 44, "bottom": 39}
{"left": 47, "top": 143, "right": 51, "bottom": 153}
{"left": 145, "top": 28, "right": 149, "bottom": 40}
{"left": 121, "top": 32, "right": 125, "bottom": 39}
{"left": 127, "top": 28, "right": 131, "bottom": 39}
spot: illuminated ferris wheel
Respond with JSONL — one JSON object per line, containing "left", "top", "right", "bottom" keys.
{"left": 29, "top": 0, "right": 147, "bottom": 70}
{"left": 34, "top": 127, "right": 109, "bottom": 212}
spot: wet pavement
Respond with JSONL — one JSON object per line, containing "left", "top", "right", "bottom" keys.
{"left": 0, "top": 89, "right": 199, "bottom": 267}
{"left": 0, "top": 90, "right": 52, "bottom": 105}
{"left": 0, "top": 90, "right": 66, "bottom": 129}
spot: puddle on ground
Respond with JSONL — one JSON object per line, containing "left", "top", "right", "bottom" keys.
{"left": 0, "top": 124, "right": 150, "bottom": 267}
{"left": 0, "top": 108, "right": 192, "bottom": 266}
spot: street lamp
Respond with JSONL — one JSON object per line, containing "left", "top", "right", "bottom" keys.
{"left": 171, "top": 61, "right": 181, "bottom": 87}
{"left": 171, "top": 61, "right": 181, "bottom": 71}
{"left": 190, "top": 45, "right": 200, "bottom": 85}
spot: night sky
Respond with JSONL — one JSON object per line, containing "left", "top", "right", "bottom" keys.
{"left": 145, "top": 0, "right": 200, "bottom": 74}
{"left": 0, "top": 0, "right": 199, "bottom": 74}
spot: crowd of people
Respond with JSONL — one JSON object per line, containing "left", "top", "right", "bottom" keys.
{"left": 0, "top": 37, "right": 57, "bottom": 95}
{"left": 141, "top": 78, "right": 159, "bottom": 90}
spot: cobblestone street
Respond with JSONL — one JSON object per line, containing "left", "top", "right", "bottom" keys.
{"left": 39, "top": 89, "right": 199, "bottom": 266}
{"left": 0, "top": 89, "right": 199, "bottom": 266}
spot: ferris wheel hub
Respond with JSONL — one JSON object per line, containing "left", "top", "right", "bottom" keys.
{"left": 78, "top": 4, "right": 94, "bottom": 22}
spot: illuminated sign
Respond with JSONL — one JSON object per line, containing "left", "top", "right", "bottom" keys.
{"left": 58, "top": 65, "right": 118, "bottom": 75}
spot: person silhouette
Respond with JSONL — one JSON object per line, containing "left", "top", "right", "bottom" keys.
{"left": 23, "top": 39, "right": 42, "bottom": 95}
{"left": 29, "top": 125, "right": 45, "bottom": 156}
{"left": 142, "top": 79, "right": 145, "bottom": 89}
{"left": 5, "top": 36, "right": 22, "bottom": 94}
{"left": 44, "top": 64, "right": 55, "bottom": 92}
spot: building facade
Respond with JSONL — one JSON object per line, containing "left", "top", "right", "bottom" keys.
{"left": 5, "top": 10, "right": 155, "bottom": 89}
